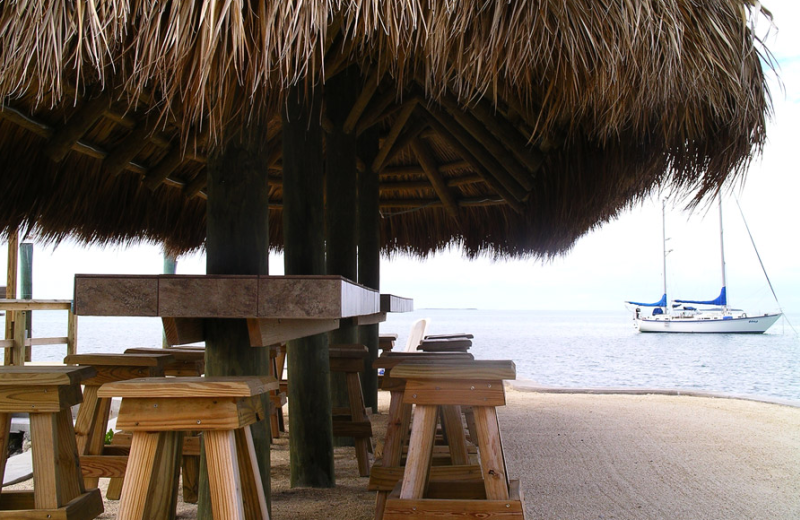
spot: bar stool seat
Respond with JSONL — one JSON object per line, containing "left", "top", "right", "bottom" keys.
{"left": 98, "top": 376, "right": 276, "bottom": 520}
{"left": 382, "top": 360, "right": 525, "bottom": 519}
{"left": 0, "top": 366, "right": 104, "bottom": 520}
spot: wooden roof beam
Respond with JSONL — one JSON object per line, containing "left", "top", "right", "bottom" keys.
{"left": 356, "top": 86, "right": 397, "bottom": 135}
{"left": 439, "top": 94, "right": 534, "bottom": 192}
{"left": 371, "top": 98, "right": 418, "bottom": 172}
{"left": 43, "top": 91, "right": 112, "bottom": 163}
{"left": 410, "top": 136, "right": 459, "bottom": 219}
{"left": 103, "top": 117, "right": 161, "bottom": 176}
{"left": 377, "top": 113, "right": 428, "bottom": 171}
{"left": 343, "top": 67, "right": 382, "bottom": 134}
{"left": 142, "top": 146, "right": 183, "bottom": 191}
{"left": 422, "top": 105, "right": 527, "bottom": 210}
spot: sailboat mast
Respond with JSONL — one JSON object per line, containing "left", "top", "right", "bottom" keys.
{"left": 718, "top": 197, "right": 728, "bottom": 311}
{"left": 662, "top": 200, "right": 668, "bottom": 314}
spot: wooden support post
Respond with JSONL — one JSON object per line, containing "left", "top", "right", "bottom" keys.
{"left": 19, "top": 243, "right": 32, "bottom": 362}
{"left": 11, "top": 310, "right": 27, "bottom": 366}
{"left": 326, "top": 68, "right": 360, "bottom": 438}
{"left": 357, "top": 127, "right": 381, "bottom": 412}
{"left": 283, "top": 85, "right": 335, "bottom": 488}
{"left": 4, "top": 229, "right": 18, "bottom": 365}
{"left": 198, "top": 122, "right": 273, "bottom": 519}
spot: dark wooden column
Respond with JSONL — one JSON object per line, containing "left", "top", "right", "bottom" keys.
{"left": 282, "top": 86, "right": 336, "bottom": 487}
{"left": 326, "top": 69, "right": 360, "bottom": 429}
{"left": 199, "top": 124, "right": 272, "bottom": 519}
{"left": 357, "top": 127, "right": 381, "bottom": 412}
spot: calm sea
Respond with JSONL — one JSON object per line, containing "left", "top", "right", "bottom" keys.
{"left": 20, "top": 309, "right": 800, "bottom": 403}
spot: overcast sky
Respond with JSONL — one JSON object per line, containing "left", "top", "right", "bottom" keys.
{"left": 2, "top": 1, "right": 798, "bottom": 315}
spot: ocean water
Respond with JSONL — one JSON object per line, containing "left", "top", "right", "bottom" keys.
{"left": 19, "top": 308, "right": 800, "bottom": 403}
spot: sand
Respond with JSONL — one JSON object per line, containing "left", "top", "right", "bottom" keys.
{"left": 7, "top": 388, "right": 800, "bottom": 519}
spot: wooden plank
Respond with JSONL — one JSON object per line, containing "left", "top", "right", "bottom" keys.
{"left": 0, "top": 366, "right": 95, "bottom": 385}
{"left": 0, "top": 385, "right": 79, "bottom": 412}
{"left": 403, "top": 379, "right": 506, "bottom": 407}
{"left": 204, "top": 430, "right": 246, "bottom": 520}
{"left": 114, "top": 396, "right": 260, "bottom": 431}
{"left": 399, "top": 404, "right": 438, "bottom": 500}
{"left": 99, "top": 377, "right": 276, "bottom": 399}
{"left": 384, "top": 495, "right": 523, "bottom": 519}
{"left": 347, "top": 312, "right": 386, "bottom": 326}
{"left": 369, "top": 464, "right": 483, "bottom": 492}
{"left": 0, "top": 339, "right": 14, "bottom": 348}
{"left": 441, "top": 405, "right": 470, "bottom": 466}
{"left": 0, "top": 489, "right": 104, "bottom": 519}
{"left": 80, "top": 455, "right": 128, "bottom": 478}
{"left": 391, "top": 360, "right": 516, "bottom": 381}
{"left": 162, "top": 317, "right": 206, "bottom": 346}
{"left": 27, "top": 336, "right": 69, "bottom": 346}
{"left": 247, "top": 318, "right": 340, "bottom": 347}
{"left": 65, "top": 353, "right": 174, "bottom": 367}
{"left": 0, "top": 299, "right": 72, "bottom": 311}
{"left": 74, "top": 275, "right": 158, "bottom": 316}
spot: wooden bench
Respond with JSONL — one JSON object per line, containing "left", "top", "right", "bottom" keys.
{"left": 98, "top": 376, "right": 276, "bottom": 520}
{"left": 382, "top": 360, "right": 524, "bottom": 519}
{"left": 0, "top": 366, "right": 104, "bottom": 519}
{"left": 64, "top": 353, "right": 175, "bottom": 499}
{"left": 370, "top": 352, "right": 476, "bottom": 519}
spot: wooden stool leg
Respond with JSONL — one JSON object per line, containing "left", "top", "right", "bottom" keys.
{"left": 30, "top": 413, "right": 65, "bottom": 509}
{"left": 234, "top": 426, "right": 269, "bottom": 520}
{"left": 440, "top": 405, "right": 469, "bottom": 466}
{"left": 85, "top": 395, "right": 112, "bottom": 490}
{"left": 146, "top": 431, "right": 183, "bottom": 520}
{"left": 346, "top": 372, "right": 372, "bottom": 476}
{"left": 472, "top": 406, "right": 509, "bottom": 500}
{"left": 55, "top": 408, "right": 86, "bottom": 500}
{"left": 0, "top": 412, "right": 10, "bottom": 485}
{"left": 74, "top": 385, "right": 101, "bottom": 455}
{"left": 399, "top": 404, "right": 438, "bottom": 500}
{"left": 205, "top": 430, "right": 246, "bottom": 520}
{"left": 118, "top": 432, "right": 165, "bottom": 520}
{"left": 375, "top": 391, "right": 406, "bottom": 520}
{"left": 106, "top": 474, "right": 124, "bottom": 500}
{"left": 181, "top": 451, "right": 201, "bottom": 504}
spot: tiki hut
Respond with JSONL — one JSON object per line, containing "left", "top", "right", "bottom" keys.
{"left": 0, "top": 0, "right": 774, "bottom": 514}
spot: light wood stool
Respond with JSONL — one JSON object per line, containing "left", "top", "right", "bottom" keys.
{"left": 382, "top": 360, "right": 525, "bottom": 520}
{"left": 98, "top": 376, "right": 276, "bottom": 520}
{"left": 64, "top": 353, "right": 175, "bottom": 498}
{"left": 370, "top": 352, "right": 475, "bottom": 520}
{"left": 0, "top": 366, "right": 104, "bottom": 519}
{"left": 330, "top": 344, "right": 373, "bottom": 477}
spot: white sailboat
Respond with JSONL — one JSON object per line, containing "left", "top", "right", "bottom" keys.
{"left": 626, "top": 200, "right": 782, "bottom": 334}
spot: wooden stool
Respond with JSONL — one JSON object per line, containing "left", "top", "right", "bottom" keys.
{"left": 123, "top": 347, "right": 206, "bottom": 502}
{"left": 0, "top": 366, "right": 104, "bottom": 519}
{"left": 267, "top": 345, "right": 287, "bottom": 439}
{"left": 330, "top": 344, "right": 373, "bottom": 477}
{"left": 382, "top": 360, "right": 525, "bottom": 520}
{"left": 99, "top": 376, "right": 276, "bottom": 520}
{"left": 378, "top": 334, "right": 398, "bottom": 353}
{"left": 64, "top": 353, "right": 174, "bottom": 499}
{"left": 370, "top": 352, "right": 475, "bottom": 519}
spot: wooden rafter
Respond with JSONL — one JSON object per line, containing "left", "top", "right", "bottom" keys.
{"left": 355, "top": 86, "right": 397, "bottom": 135}
{"left": 439, "top": 94, "right": 534, "bottom": 191}
{"left": 343, "top": 67, "right": 382, "bottom": 134}
{"left": 183, "top": 172, "right": 207, "bottom": 199}
{"left": 377, "top": 113, "right": 428, "bottom": 171}
{"left": 469, "top": 99, "right": 544, "bottom": 174}
{"left": 410, "top": 137, "right": 459, "bottom": 218}
{"left": 43, "top": 91, "right": 112, "bottom": 162}
{"left": 142, "top": 146, "right": 183, "bottom": 191}
{"left": 371, "top": 99, "right": 418, "bottom": 172}
{"left": 422, "top": 105, "right": 527, "bottom": 207}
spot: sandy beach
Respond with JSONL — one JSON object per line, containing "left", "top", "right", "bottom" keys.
{"left": 7, "top": 388, "right": 800, "bottom": 519}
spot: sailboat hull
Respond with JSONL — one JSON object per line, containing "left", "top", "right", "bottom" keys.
{"left": 636, "top": 313, "right": 782, "bottom": 333}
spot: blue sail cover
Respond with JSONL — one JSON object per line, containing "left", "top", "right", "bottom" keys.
{"left": 626, "top": 294, "right": 667, "bottom": 307}
{"left": 674, "top": 287, "right": 727, "bottom": 306}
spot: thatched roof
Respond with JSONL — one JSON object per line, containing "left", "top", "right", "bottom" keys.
{"left": 0, "top": 1, "right": 773, "bottom": 258}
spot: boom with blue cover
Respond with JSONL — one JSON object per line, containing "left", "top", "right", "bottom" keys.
{"left": 674, "top": 287, "right": 727, "bottom": 306}
{"left": 626, "top": 294, "right": 667, "bottom": 307}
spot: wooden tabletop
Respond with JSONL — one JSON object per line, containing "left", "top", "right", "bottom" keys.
{"left": 0, "top": 365, "right": 96, "bottom": 385}
{"left": 98, "top": 376, "right": 279, "bottom": 398}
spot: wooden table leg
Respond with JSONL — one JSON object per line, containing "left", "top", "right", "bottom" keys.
{"left": 205, "top": 430, "right": 246, "bottom": 520}
{"left": 399, "top": 404, "right": 438, "bottom": 500}
{"left": 375, "top": 391, "right": 406, "bottom": 520}
{"left": 472, "top": 406, "right": 509, "bottom": 500}
{"left": 346, "top": 372, "right": 372, "bottom": 476}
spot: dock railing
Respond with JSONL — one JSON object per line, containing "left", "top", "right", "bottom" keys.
{"left": 0, "top": 299, "right": 77, "bottom": 365}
